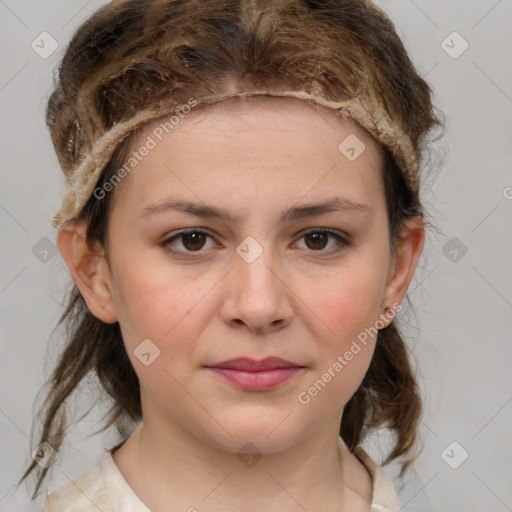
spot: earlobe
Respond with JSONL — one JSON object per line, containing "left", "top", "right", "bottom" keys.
{"left": 56, "top": 220, "right": 118, "bottom": 324}
{"left": 380, "top": 216, "right": 425, "bottom": 325}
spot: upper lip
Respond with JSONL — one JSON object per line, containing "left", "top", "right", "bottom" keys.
{"left": 206, "top": 357, "right": 304, "bottom": 371}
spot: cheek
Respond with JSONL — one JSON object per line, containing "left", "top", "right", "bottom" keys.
{"left": 300, "top": 273, "right": 381, "bottom": 411}
{"left": 113, "top": 266, "right": 222, "bottom": 377}
{"left": 112, "top": 264, "right": 198, "bottom": 346}
{"left": 302, "top": 265, "right": 384, "bottom": 401}
{"left": 315, "top": 267, "right": 383, "bottom": 341}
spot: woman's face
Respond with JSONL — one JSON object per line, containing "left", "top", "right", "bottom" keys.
{"left": 67, "top": 97, "right": 422, "bottom": 453}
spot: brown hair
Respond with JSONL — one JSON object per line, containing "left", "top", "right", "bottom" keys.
{"left": 19, "top": 0, "right": 443, "bottom": 500}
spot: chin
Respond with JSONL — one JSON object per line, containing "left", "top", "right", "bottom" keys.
{"left": 202, "top": 414, "right": 307, "bottom": 454}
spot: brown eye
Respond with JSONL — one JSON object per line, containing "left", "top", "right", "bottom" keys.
{"left": 295, "top": 228, "right": 350, "bottom": 253}
{"left": 304, "top": 232, "right": 329, "bottom": 250}
{"left": 160, "top": 229, "right": 215, "bottom": 253}
{"left": 181, "top": 231, "right": 208, "bottom": 251}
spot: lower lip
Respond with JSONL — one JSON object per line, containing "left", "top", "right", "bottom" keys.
{"left": 207, "top": 367, "right": 303, "bottom": 390}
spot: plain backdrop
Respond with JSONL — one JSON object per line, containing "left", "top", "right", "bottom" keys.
{"left": 1, "top": 1, "right": 511, "bottom": 510}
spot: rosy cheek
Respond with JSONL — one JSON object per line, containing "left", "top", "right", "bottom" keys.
{"left": 316, "top": 283, "right": 380, "bottom": 347}
{"left": 115, "top": 280, "right": 171, "bottom": 341}
{"left": 316, "top": 283, "right": 361, "bottom": 329}
{"left": 319, "top": 299, "right": 352, "bottom": 336}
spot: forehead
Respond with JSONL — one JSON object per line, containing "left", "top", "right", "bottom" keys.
{"left": 113, "top": 95, "right": 385, "bottom": 215}
{"left": 132, "top": 94, "right": 383, "bottom": 155}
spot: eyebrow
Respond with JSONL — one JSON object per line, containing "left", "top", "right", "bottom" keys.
{"left": 140, "top": 196, "right": 371, "bottom": 224}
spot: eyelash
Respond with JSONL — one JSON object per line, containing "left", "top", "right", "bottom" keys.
{"left": 159, "top": 228, "right": 351, "bottom": 257}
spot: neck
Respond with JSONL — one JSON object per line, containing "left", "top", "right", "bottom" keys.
{"left": 112, "top": 415, "right": 373, "bottom": 512}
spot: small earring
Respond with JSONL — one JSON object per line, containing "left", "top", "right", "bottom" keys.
{"left": 378, "top": 307, "right": 395, "bottom": 330}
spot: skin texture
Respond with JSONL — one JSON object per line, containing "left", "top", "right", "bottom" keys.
{"left": 57, "top": 96, "right": 424, "bottom": 511}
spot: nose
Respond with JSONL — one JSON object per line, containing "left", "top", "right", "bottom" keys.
{"left": 220, "top": 241, "right": 294, "bottom": 334}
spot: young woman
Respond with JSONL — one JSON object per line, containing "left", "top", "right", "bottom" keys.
{"left": 19, "top": 1, "right": 443, "bottom": 510}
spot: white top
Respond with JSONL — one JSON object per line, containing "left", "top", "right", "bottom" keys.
{"left": 42, "top": 437, "right": 400, "bottom": 511}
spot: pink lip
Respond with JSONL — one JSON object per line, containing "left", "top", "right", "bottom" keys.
{"left": 206, "top": 357, "right": 305, "bottom": 390}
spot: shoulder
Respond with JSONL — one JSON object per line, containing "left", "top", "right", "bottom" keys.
{"left": 352, "top": 446, "right": 401, "bottom": 512}
{"left": 42, "top": 453, "right": 115, "bottom": 512}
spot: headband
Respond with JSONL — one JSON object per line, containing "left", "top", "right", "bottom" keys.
{"left": 50, "top": 89, "right": 419, "bottom": 228}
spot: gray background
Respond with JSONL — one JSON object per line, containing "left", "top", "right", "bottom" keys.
{"left": 1, "top": 1, "right": 511, "bottom": 510}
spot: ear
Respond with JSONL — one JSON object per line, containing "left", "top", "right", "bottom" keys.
{"left": 56, "top": 220, "right": 118, "bottom": 324}
{"left": 379, "top": 216, "right": 425, "bottom": 326}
